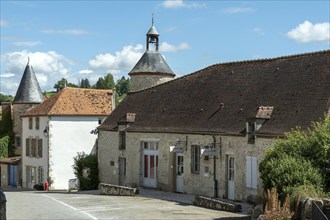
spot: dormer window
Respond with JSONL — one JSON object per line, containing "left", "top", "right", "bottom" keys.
{"left": 248, "top": 122, "right": 255, "bottom": 144}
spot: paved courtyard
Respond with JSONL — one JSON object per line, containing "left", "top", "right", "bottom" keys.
{"left": 4, "top": 189, "right": 251, "bottom": 219}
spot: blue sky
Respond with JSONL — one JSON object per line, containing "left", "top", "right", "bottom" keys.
{"left": 1, "top": 0, "right": 329, "bottom": 96}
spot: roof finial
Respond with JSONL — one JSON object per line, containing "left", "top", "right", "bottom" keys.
{"left": 27, "top": 57, "right": 30, "bottom": 65}
{"left": 152, "top": 13, "right": 154, "bottom": 26}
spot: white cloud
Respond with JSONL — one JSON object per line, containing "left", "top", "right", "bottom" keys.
{"left": 0, "top": 73, "right": 15, "bottom": 78}
{"left": 78, "top": 69, "right": 93, "bottom": 74}
{"left": 287, "top": 21, "right": 330, "bottom": 43}
{"left": 1, "top": 50, "right": 72, "bottom": 95}
{"left": 164, "top": 26, "right": 178, "bottom": 32}
{"left": 160, "top": 42, "right": 191, "bottom": 52}
{"left": 89, "top": 44, "right": 144, "bottom": 75}
{"left": 161, "top": 0, "right": 206, "bottom": 9}
{"left": 13, "top": 41, "right": 41, "bottom": 47}
{"left": 41, "top": 29, "right": 88, "bottom": 35}
{"left": 0, "top": 19, "right": 7, "bottom": 27}
{"left": 223, "top": 7, "right": 256, "bottom": 14}
{"left": 252, "top": 27, "right": 265, "bottom": 36}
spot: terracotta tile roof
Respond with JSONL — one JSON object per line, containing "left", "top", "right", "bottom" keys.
{"left": 22, "top": 88, "right": 113, "bottom": 116}
{"left": 100, "top": 50, "right": 330, "bottom": 136}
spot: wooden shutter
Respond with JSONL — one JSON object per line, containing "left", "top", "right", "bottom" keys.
{"left": 35, "top": 117, "right": 40, "bottom": 130}
{"left": 38, "top": 139, "right": 43, "bottom": 158}
{"left": 26, "top": 139, "right": 30, "bottom": 156}
{"left": 29, "top": 117, "right": 33, "bottom": 129}
{"left": 246, "top": 156, "right": 257, "bottom": 189}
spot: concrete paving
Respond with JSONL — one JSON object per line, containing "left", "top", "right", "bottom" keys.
{"left": 3, "top": 188, "right": 251, "bottom": 219}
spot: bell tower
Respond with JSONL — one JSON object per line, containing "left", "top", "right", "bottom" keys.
{"left": 128, "top": 17, "right": 175, "bottom": 92}
{"left": 146, "top": 16, "right": 159, "bottom": 51}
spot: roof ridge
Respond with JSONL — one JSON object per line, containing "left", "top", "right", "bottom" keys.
{"left": 128, "top": 49, "right": 330, "bottom": 95}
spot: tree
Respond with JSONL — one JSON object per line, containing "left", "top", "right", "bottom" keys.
{"left": 72, "top": 152, "right": 99, "bottom": 190}
{"left": 95, "top": 73, "right": 115, "bottom": 90}
{"left": 0, "top": 93, "right": 13, "bottom": 104}
{"left": 259, "top": 116, "right": 330, "bottom": 199}
{"left": 116, "top": 76, "right": 130, "bottom": 96}
{"left": 54, "top": 78, "right": 77, "bottom": 91}
{"left": 79, "top": 78, "right": 91, "bottom": 88}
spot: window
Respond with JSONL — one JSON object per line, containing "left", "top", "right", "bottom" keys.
{"left": 191, "top": 145, "right": 200, "bottom": 174}
{"left": 246, "top": 156, "right": 257, "bottom": 189}
{"left": 248, "top": 122, "right": 255, "bottom": 144}
{"left": 15, "top": 136, "right": 21, "bottom": 147}
{"left": 29, "top": 117, "right": 33, "bottom": 129}
{"left": 31, "top": 139, "right": 37, "bottom": 157}
{"left": 119, "top": 131, "right": 126, "bottom": 150}
{"left": 38, "top": 139, "right": 43, "bottom": 158}
{"left": 25, "top": 139, "right": 31, "bottom": 157}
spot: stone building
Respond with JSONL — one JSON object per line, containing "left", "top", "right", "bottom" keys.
{"left": 128, "top": 21, "right": 175, "bottom": 92}
{"left": 98, "top": 50, "right": 330, "bottom": 201}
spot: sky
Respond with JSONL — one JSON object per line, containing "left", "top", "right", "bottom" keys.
{"left": 1, "top": 0, "right": 329, "bottom": 96}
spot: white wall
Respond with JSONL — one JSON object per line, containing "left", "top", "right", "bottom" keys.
{"left": 48, "top": 116, "right": 103, "bottom": 189}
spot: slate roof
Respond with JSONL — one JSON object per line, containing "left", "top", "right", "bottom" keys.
{"left": 22, "top": 87, "right": 113, "bottom": 117}
{"left": 13, "top": 62, "right": 45, "bottom": 104}
{"left": 128, "top": 51, "right": 175, "bottom": 77}
{"left": 100, "top": 50, "right": 330, "bottom": 136}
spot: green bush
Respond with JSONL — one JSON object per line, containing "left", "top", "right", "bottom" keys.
{"left": 72, "top": 152, "right": 99, "bottom": 191}
{"left": 259, "top": 154, "right": 323, "bottom": 200}
{"left": 259, "top": 116, "right": 330, "bottom": 201}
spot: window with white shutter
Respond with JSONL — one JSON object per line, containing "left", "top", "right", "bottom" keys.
{"left": 246, "top": 156, "right": 257, "bottom": 189}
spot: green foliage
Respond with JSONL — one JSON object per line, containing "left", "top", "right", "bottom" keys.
{"left": 259, "top": 116, "right": 330, "bottom": 200}
{"left": 72, "top": 152, "right": 99, "bottom": 190}
{"left": 94, "top": 73, "right": 115, "bottom": 90}
{"left": 79, "top": 78, "right": 91, "bottom": 88}
{"left": 0, "top": 104, "right": 15, "bottom": 156}
{"left": 0, "top": 93, "right": 13, "bottom": 104}
{"left": 0, "top": 135, "right": 9, "bottom": 158}
{"left": 115, "top": 76, "right": 130, "bottom": 96}
{"left": 54, "top": 78, "right": 78, "bottom": 91}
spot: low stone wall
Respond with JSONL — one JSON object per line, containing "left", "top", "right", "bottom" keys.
{"left": 99, "top": 183, "right": 139, "bottom": 196}
{"left": 195, "top": 196, "right": 242, "bottom": 213}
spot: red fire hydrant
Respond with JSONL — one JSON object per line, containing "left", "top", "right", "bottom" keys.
{"left": 44, "top": 182, "right": 49, "bottom": 191}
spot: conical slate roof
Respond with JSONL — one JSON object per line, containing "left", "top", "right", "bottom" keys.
{"left": 13, "top": 62, "right": 45, "bottom": 104}
{"left": 128, "top": 51, "right": 175, "bottom": 76}
{"left": 147, "top": 25, "right": 159, "bottom": 36}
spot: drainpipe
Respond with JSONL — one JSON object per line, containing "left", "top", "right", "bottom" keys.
{"left": 212, "top": 135, "right": 218, "bottom": 198}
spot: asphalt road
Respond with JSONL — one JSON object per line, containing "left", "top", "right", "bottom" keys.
{"left": 5, "top": 191, "right": 250, "bottom": 220}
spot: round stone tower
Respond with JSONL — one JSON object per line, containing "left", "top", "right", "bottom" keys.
{"left": 13, "top": 58, "right": 44, "bottom": 155}
{"left": 128, "top": 19, "right": 175, "bottom": 92}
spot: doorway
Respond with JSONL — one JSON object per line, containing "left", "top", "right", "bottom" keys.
{"left": 176, "top": 153, "right": 184, "bottom": 193}
{"left": 118, "top": 157, "right": 126, "bottom": 186}
{"left": 227, "top": 156, "right": 235, "bottom": 200}
{"left": 143, "top": 141, "right": 158, "bottom": 188}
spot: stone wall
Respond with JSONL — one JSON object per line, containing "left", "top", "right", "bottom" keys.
{"left": 194, "top": 196, "right": 242, "bottom": 213}
{"left": 98, "top": 130, "right": 275, "bottom": 201}
{"left": 129, "top": 74, "right": 173, "bottom": 92}
{"left": 99, "top": 183, "right": 138, "bottom": 196}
